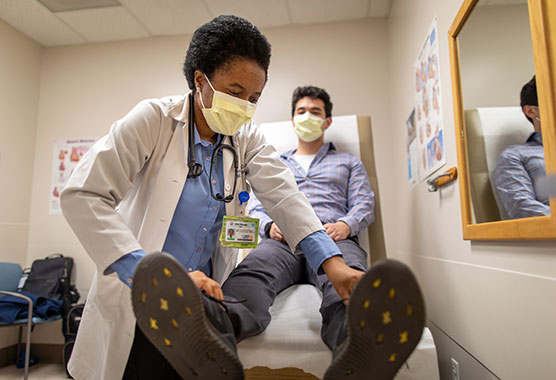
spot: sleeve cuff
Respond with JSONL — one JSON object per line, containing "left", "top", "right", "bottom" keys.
{"left": 298, "top": 230, "right": 342, "bottom": 274}
{"left": 263, "top": 221, "right": 273, "bottom": 238}
{"left": 338, "top": 217, "right": 357, "bottom": 237}
{"left": 104, "top": 249, "right": 146, "bottom": 287}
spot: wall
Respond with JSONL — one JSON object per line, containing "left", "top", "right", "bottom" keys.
{"left": 459, "top": 4, "right": 534, "bottom": 109}
{"left": 0, "top": 19, "right": 42, "bottom": 349}
{"left": 24, "top": 19, "right": 390, "bottom": 343}
{"left": 387, "top": 1, "right": 556, "bottom": 379}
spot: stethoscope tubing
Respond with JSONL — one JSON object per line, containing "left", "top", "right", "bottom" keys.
{"left": 186, "top": 92, "right": 239, "bottom": 203}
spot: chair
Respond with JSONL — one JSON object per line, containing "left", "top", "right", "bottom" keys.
{"left": 0, "top": 262, "right": 62, "bottom": 380}
{"left": 464, "top": 107, "right": 534, "bottom": 222}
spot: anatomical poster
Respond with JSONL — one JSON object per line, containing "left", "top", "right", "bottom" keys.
{"left": 50, "top": 138, "right": 97, "bottom": 215}
{"left": 413, "top": 17, "right": 446, "bottom": 182}
{"left": 406, "top": 108, "right": 418, "bottom": 187}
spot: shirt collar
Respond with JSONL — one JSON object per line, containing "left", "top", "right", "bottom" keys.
{"left": 527, "top": 131, "right": 543, "bottom": 145}
{"left": 192, "top": 123, "right": 223, "bottom": 149}
{"left": 193, "top": 124, "right": 207, "bottom": 147}
{"left": 281, "top": 141, "right": 336, "bottom": 160}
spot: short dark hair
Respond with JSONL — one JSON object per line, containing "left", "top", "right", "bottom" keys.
{"left": 183, "top": 15, "right": 271, "bottom": 90}
{"left": 520, "top": 75, "right": 538, "bottom": 124}
{"left": 291, "top": 86, "right": 333, "bottom": 118}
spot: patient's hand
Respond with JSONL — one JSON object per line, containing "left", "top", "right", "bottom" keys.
{"left": 188, "top": 270, "right": 223, "bottom": 300}
{"left": 269, "top": 222, "right": 287, "bottom": 243}
{"left": 324, "top": 222, "right": 351, "bottom": 241}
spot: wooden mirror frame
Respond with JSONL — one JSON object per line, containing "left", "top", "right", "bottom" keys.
{"left": 449, "top": 0, "right": 556, "bottom": 240}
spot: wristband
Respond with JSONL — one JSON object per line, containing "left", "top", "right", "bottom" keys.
{"left": 264, "top": 222, "right": 273, "bottom": 238}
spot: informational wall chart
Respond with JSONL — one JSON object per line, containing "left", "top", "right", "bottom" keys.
{"left": 50, "top": 138, "right": 97, "bottom": 215}
{"left": 408, "top": 17, "right": 446, "bottom": 186}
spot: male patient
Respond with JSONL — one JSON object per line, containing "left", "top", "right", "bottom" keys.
{"left": 245, "top": 83, "right": 374, "bottom": 348}
{"left": 494, "top": 76, "right": 549, "bottom": 219}
{"left": 252, "top": 85, "right": 374, "bottom": 259}
{"left": 132, "top": 86, "right": 425, "bottom": 380}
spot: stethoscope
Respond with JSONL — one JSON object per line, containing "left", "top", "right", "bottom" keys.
{"left": 186, "top": 92, "right": 241, "bottom": 203}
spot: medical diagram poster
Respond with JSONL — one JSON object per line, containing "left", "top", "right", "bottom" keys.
{"left": 411, "top": 17, "right": 445, "bottom": 184}
{"left": 406, "top": 108, "right": 418, "bottom": 187}
{"left": 50, "top": 138, "right": 97, "bottom": 215}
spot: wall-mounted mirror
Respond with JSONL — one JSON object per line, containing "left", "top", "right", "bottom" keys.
{"left": 449, "top": 0, "right": 556, "bottom": 239}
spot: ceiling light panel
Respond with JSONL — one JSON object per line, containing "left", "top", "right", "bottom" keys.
{"left": 37, "top": 0, "right": 121, "bottom": 12}
{"left": 0, "top": 0, "right": 86, "bottom": 46}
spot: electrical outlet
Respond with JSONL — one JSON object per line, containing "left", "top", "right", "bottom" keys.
{"left": 451, "top": 357, "right": 460, "bottom": 380}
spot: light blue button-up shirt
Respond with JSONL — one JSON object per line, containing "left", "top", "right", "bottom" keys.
{"left": 494, "top": 131, "right": 549, "bottom": 219}
{"left": 250, "top": 142, "right": 374, "bottom": 237}
{"left": 161, "top": 127, "right": 226, "bottom": 276}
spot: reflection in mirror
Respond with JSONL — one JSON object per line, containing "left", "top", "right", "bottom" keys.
{"left": 458, "top": 0, "right": 549, "bottom": 223}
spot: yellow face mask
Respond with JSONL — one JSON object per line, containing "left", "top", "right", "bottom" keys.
{"left": 198, "top": 75, "right": 257, "bottom": 136}
{"left": 293, "top": 112, "right": 325, "bottom": 142}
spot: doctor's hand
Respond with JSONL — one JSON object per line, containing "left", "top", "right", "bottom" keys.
{"left": 269, "top": 222, "right": 287, "bottom": 243}
{"left": 324, "top": 222, "right": 351, "bottom": 242}
{"left": 188, "top": 271, "right": 223, "bottom": 300}
{"left": 321, "top": 256, "right": 364, "bottom": 304}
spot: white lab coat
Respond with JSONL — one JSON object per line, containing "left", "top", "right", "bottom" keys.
{"left": 60, "top": 92, "right": 323, "bottom": 380}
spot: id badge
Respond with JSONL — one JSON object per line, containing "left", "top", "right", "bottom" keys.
{"left": 220, "top": 215, "right": 259, "bottom": 248}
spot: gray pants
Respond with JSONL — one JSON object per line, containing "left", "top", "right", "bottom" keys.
{"left": 204, "top": 237, "right": 368, "bottom": 352}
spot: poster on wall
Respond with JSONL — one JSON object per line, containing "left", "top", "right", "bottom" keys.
{"left": 412, "top": 16, "right": 446, "bottom": 184}
{"left": 50, "top": 138, "right": 97, "bottom": 215}
{"left": 406, "top": 108, "right": 418, "bottom": 187}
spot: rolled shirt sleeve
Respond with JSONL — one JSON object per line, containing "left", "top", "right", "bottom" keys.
{"left": 298, "top": 230, "right": 341, "bottom": 274}
{"left": 105, "top": 249, "right": 147, "bottom": 288}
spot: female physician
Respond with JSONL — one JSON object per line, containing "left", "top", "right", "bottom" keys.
{"left": 60, "top": 15, "right": 363, "bottom": 380}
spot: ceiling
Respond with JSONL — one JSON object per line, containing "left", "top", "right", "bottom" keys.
{"left": 0, "top": 0, "right": 393, "bottom": 47}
